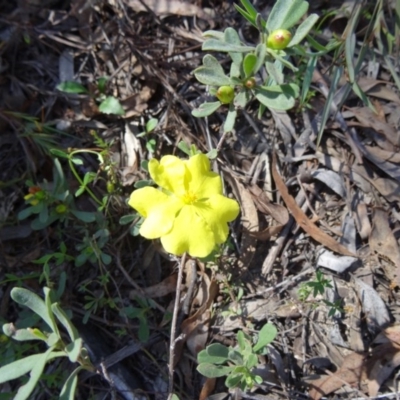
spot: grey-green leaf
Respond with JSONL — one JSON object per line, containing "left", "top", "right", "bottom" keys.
{"left": 197, "top": 363, "right": 234, "bottom": 378}
{"left": 255, "top": 84, "right": 298, "bottom": 110}
{"left": 66, "top": 338, "right": 83, "bottom": 363}
{"left": 14, "top": 348, "right": 57, "bottom": 400}
{"left": 10, "top": 288, "right": 55, "bottom": 333}
{"left": 51, "top": 303, "right": 79, "bottom": 342}
{"left": 267, "top": 0, "right": 309, "bottom": 31}
{"left": 224, "top": 106, "right": 237, "bottom": 133}
{"left": 192, "top": 101, "right": 221, "bottom": 118}
{"left": 289, "top": 14, "right": 319, "bottom": 47}
{"left": 202, "top": 39, "right": 254, "bottom": 53}
{"left": 59, "top": 366, "right": 84, "bottom": 400}
{"left": 193, "top": 66, "right": 231, "bottom": 86}
{"left": 197, "top": 343, "right": 229, "bottom": 364}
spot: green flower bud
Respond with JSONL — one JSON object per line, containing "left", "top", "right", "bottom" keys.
{"left": 266, "top": 29, "right": 292, "bottom": 50}
{"left": 216, "top": 86, "right": 234, "bottom": 104}
{"left": 244, "top": 77, "right": 256, "bottom": 89}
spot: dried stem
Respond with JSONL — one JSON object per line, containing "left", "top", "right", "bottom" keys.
{"left": 167, "top": 252, "right": 187, "bottom": 399}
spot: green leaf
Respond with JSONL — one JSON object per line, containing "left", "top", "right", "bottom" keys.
{"left": 65, "top": 338, "right": 83, "bottom": 363}
{"left": 0, "top": 351, "right": 61, "bottom": 385}
{"left": 14, "top": 347, "right": 57, "bottom": 400}
{"left": 267, "top": 0, "right": 309, "bottom": 31}
{"left": 59, "top": 366, "right": 84, "bottom": 400}
{"left": 253, "top": 323, "right": 278, "bottom": 353}
{"left": 253, "top": 44, "right": 266, "bottom": 75}
{"left": 134, "top": 179, "right": 153, "bottom": 189}
{"left": 198, "top": 343, "right": 230, "bottom": 364}
{"left": 197, "top": 363, "right": 234, "bottom": 378}
{"left": 203, "top": 30, "right": 225, "bottom": 40}
{"left": 97, "top": 77, "right": 108, "bottom": 94}
{"left": 99, "top": 96, "right": 125, "bottom": 115}
{"left": 225, "top": 372, "right": 243, "bottom": 388}
{"left": 56, "top": 82, "right": 88, "bottom": 94}
{"left": 119, "top": 214, "right": 136, "bottom": 225}
{"left": 206, "top": 149, "right": 218, "bottom": 160}
{"left": 243, "top": 53, "right": 257, "bottom": 78}
{"left": 223, "top": 104, "right": 237, "bottom": 133}
{"left": 100, "top": 252, "right": 112, "bottom": 265}
{"left": 146, "top": 118, "right": 158, "bottom": 133}
{"left": 70, "top": 210, "right": 96, "bottom": 223}
{"left": 18, "top": 207, "right": 34, "bottom": 221}
{"left": 246, "top": 353, "right": 258, "bottom": 369}
{"left": 234, "top": 89, "right": 251, "bottom": 108}
{"left": 265, "top": 61, "right": 284, "bottom": 84}
{"left": 193, "top": 61, "right": 231, "bottom": 86}
{"left": 202, "top": 39, "right": 254, "bottom": 53}
{"left": 2, "top": 324, "right": 41, "bottom": 341}
{"left": 10, "top": 288, "right": 55, "bottom": 333}
{"left": 288, "top": 14, "right": 319, "bottom": 47}
{"left": 224, "top": 28, "right": 243, "bottom": 68}
{"left": 255, "top": 84, "right": 298, "bottom": 110}
{"left": 192, "top": 101, "right": 221, "bottom": 118}
{"left": 51, "top": 303, "right": 79, "bottom": 342}
{"left": 300, "top": 55, "right": 317, "bottom": 104}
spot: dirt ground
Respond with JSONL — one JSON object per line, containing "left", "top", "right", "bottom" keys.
{"left": 1, "top": 0, "right": 400, "bottom": 399}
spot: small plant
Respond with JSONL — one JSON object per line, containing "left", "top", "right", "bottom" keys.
{"left": 57, "top": 77, "right": 125, "bottom": 116}
{"left": 305, "top": 269, "right": 333, "bottom": 297}
{"left": 0, "top": 287, "right": 94, "bottom": 400}
{"left": 197, "top": 323, "right": 277, "bottom": 391}
{"left": 120, "top": 296, "right": 157, "bottom": 342}
{"left": 18, "top": 159, "right": 97, "bottom": 230}
{"left": 192, "top": 0, "right": 319, "bottom": 131}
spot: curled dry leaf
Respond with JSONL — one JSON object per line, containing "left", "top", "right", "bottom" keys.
{"left": 272, "top": 153, "right": 357, "bottom": 257}
{"left": 173, "top": 273, "right": 218, "bottom": 365}
{"left": 369, "top": 207, "right": 400, "bottom": 286}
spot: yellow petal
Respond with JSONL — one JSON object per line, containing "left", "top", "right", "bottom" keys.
{"left": 149, "top": 156, "right": 187, "bottom": 196}
{"left": 185, "top": 154, "right": 222, "bottom": 198}
{"left": 161, "top": 205, "right": 216, "bottom": 257}
{"left": 128, "top": 187, "right": 184, "bottom": 239}
{"left": 195, "top": 194, "right": 240, "bottom": 243}
{"left": 128, "top": 187, "right": 169, "bottom": 217}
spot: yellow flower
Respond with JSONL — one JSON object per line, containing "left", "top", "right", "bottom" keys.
{"left": 128, "top": 154, "right": 240, "bottom": 257}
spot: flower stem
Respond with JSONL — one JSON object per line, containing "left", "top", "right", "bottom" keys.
{"left": 167, "top": 252, "right": 187, "bottom": 399}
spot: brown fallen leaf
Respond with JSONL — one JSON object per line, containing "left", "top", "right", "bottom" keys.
{"left": 350, "top": 106, "right": 400, "bottom": 147}
{"left": 248, "top": 184, "right": 289, "bottom": 225}
{"left": 366, "top": 342, "right": 400, "bottom": 396}
{"left": 308, "top": 352, "right": 367, "bottom": 400}
{"left": 369, "top": 207, "right": 400, "bottom": 286}
{"left": 225, "top": 174, "right": 258, "bottom": 271}
{"left": 129, "top": 274, "right": 178, "bottom": 299}
{"left": 272, "top": 153, "right": 357, "bottom": 257}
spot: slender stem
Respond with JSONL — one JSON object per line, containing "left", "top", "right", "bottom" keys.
{"left": 68, "top": 150, "right": 103, "bottom": 206}
{"left": 167, "top": 252, "right": 187, "bottom": 399}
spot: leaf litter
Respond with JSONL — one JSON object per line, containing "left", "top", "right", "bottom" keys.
{"left": 1, "top": 0, "right": 400, "bottom": 399}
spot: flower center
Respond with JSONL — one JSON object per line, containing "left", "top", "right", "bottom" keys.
{"left": 181, "top": 191, "right": 197, "bottom": 204}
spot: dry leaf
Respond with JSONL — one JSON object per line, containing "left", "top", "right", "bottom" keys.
{"left": 125, "top": 0, "right": 212, "bottom": 19}
{"left": 350, "top": 107, "right": 400, "bottom": 147}
{"left": 272, "top": 153, "right": 357, "bottom": 257}
{"left": 129, "top": 274, "right": 178, "bottom": 299}
{"left": 369, "top": 207, "right": 400, "bottom": 285}
{"left": 308, "top": 352, "right": 367, "bottom": 400}
{"left": 366, "top": 343, "right": 400, "bottom": 396}
{"left": 226, "top": 175, "right": 258, "bottom": 270}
